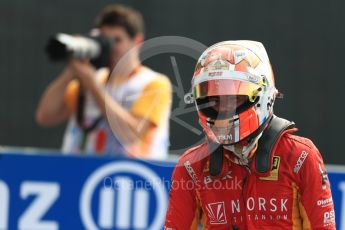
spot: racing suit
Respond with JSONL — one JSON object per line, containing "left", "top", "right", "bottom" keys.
{"left": 164, "top": 129, "right": 336, "bottom": 229}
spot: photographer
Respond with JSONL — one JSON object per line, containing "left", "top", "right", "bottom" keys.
{"left": 36, "top": 4, "right": 172, "bottom": 159}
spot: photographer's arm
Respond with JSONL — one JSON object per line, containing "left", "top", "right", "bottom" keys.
{"left": 36, "top": 67, "right": 74, "bottom": 126}
{"left": 69, "top": 59, "right": 153, "bottom": 144}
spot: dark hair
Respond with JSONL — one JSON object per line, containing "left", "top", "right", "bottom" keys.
{"left": 95, "top": 4, "right": 145, "bottom": 38}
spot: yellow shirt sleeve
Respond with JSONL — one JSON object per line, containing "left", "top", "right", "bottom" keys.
{"left": 64, "top": 79, "right": 80, "bottom": 112}
{"left": 130, "top": 75, "right": 172, "bottom": 126}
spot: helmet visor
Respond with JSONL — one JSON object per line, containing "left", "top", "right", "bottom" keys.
{"left": 194, "top": 78, "right": 261, "bottom": 99}
{"left": 196, "top": 95, "right": 256, "bottom": 120}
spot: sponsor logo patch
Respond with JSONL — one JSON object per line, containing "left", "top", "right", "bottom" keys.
{"left": 323, "top": 210, "right": 335, "bottom": 226}
{"left": 319, "top": 163, "right": 329, "bottom": 189}
{"left": 184, "top": 161, "right": 198, "bottom": 183}
{"left": 260, "top": 156, "right": 280, "bottom": 181}
{"left": 205, "top": 60, "right": 229, "bottom": 72}
{"left": 208, "top": 71, "right": 223, "bottom": 77}
{"left": 294, "top": 151, "right": 308, "bottom": 173}
{"left": 203, "top": 171, "right": 233, "bottom": 185}
{"left": 206, "top": 202, "right": 227, "bottom": 224}
{"left": 317, "top": 197, "right": 333, "bottom": 207}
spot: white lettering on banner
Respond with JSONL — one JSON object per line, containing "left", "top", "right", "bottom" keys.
{"left": 98, "top": 188, "right": 115, "bottom": 228}
{"left": 80, "top": 162, "right": 167, "bottom": 230}
{"left": 98, "top": 177, "right": 151, "bottom": 229}
{"left": 0, "top": 180, "right": 9, "bottom": 230}
{"left": 338, "top": 182, "right": 345, "bottom": 230}
{"left": 18, "top": 182, "right": 60, "bottom": 230}
{"left": 133, "top": 188, "right": 149, "bottom": 229}
{"left": 115, "top": 177, "right": 132, "bottom": 228}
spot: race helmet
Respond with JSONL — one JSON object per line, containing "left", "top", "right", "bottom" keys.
{"left": 187, "top": 40, "right": 278, "bottom": 145}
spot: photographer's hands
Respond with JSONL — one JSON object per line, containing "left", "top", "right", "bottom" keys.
{"left": 69, "top": 59, "right": 96, "bottom": 83}
{"left": 68, "top": 58, "right": 154, "bottom": 151}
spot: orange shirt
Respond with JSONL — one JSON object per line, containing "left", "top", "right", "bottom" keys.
{"left": 62, "top": 66, "right": 172, "bottom": 159}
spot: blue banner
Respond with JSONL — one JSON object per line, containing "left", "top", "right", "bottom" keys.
{"left": 0, "top": 152, "right": 345, "bottom": 229}
{"left": 0, "top": 152, "right": 175, "bottom": 230}
{"left": 328, "top": 166, "right": 345, "bottom": 229}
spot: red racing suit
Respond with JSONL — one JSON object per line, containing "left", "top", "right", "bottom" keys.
{"left": 164, "top": 129, "right": 336, "bottom": 229}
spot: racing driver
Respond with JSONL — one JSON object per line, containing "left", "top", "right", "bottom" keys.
{"left": 164, "top": 40, "right": 336, "bottom": 229}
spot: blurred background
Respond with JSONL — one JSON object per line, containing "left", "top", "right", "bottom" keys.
{"left": 1, "top": 0, "right": 345, "bottom": 164}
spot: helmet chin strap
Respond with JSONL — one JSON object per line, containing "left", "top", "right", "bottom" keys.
{"left": 207, "top": 115, "right": 273, "bottom": 177}
{"left": 208, "top": 140, "right": 224, "bottom": 177}
{"left": 208, "top": 132, "right": 262, "bottom": 177}
{"left": 223, "top": 133, "right": 262, "bottom": 165}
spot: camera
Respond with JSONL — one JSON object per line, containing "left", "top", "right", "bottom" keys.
{"left": 45, "top": 33, "right": 114, "bottom": 68}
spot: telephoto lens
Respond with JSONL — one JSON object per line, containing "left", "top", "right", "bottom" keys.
{"left": 45, "top": 33, "right": 113, "bottom": 68}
